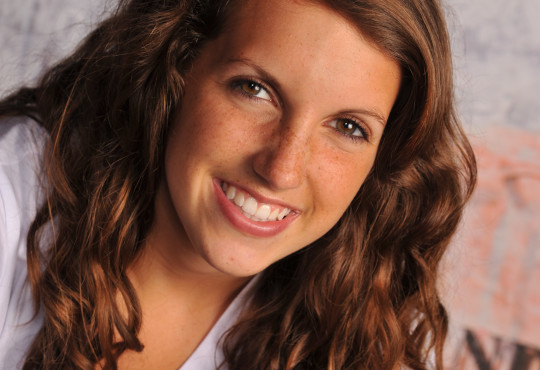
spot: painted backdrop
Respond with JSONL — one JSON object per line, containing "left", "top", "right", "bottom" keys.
{"left": 442, "top": 0, "right": 540, "bottom": 368}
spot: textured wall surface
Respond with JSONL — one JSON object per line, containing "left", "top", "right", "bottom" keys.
{"left": 0, "top": 0, "right": 112, "bottom": 95}
{"left": 1, "top": 0, "right": 539, "bottom": 369}
{"left": 441, "top": 1, "right": 540, "bottom": 368}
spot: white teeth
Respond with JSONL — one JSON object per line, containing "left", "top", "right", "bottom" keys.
{"left": 242, "top": 197, "right": 257, "bottom": 215}
{"left": 226, "top": 185, "right": 236, "bottom": 200}
{"left": 242, "top": 210, "right": 261, "bottom": 221}
{"left": 234, "top": 192, "right": 245, "bottom": 207}
{"left": 222, "top": 182, "right": 293, "bottom": 222}
{"left": 278, "top": 208, "right": 290, "bottom": 221}
{"left": 255, "top": 204, "right": 271, "bottom": 220}
{"left": 269, "top": 209, "right": 279, "bottom": 221}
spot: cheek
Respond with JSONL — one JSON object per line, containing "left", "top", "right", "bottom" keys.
{"left": 176, "top": 97, "right": 260, "bottom": 161}
{"left": 313, "top": 147, "right": 376, "bottom": 214}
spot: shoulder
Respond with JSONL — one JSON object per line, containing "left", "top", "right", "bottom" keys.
{"left": 0, "top": 116, "right": 47, "bottom": 220}
{"left": 0, "top": 116, "right": 47, "bottom": 369}
{"left": 0, "top": 116, "right": 47, "bottom": 255}
{"left": 0, "top": 116, "right": 47, "bottom": 182}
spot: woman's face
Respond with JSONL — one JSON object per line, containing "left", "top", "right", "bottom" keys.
{"left": 155, "top": 0, "right": 401, "bottom": 277}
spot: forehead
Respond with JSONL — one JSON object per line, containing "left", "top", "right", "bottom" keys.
{"left": 222, "top": 0, "right": 368, "bottom": 59}
{"left": 202, "top": 0, "right": 400, "bottom": 122}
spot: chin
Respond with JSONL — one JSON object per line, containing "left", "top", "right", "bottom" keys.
{"left": 200, "top": 241, "right": 283, "bottom": 278}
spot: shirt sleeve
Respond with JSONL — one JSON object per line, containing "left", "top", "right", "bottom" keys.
{"left": 0, "top": 117, "right": 46, "bottom": 369}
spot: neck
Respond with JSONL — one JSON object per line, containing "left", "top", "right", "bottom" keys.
{"left": 129, "top": 184, "right": 252, "bottom": 310}
{"left": 128, "top": 242, "right": 251, "bottom": 309}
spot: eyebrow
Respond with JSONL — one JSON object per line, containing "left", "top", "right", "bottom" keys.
{"left": 225, "top": 57, "right": 388, "bottom": 127}
{"left": 346, "top": 109, "right": 388, "bottom": 127}
{"left": 226, "top": 57, "right": 283, "bottom": 92}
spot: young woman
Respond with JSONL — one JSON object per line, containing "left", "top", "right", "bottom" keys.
{"left": 0, "top": 0, "right": 476, "bottom": 368}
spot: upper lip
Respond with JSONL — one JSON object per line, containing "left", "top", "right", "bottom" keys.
{"left": 219, "top": 179, "right": 301, "bottom": 214}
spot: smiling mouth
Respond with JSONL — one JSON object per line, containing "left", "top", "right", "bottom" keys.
{"left": 220, "top": 181, "right": 292, "bottom": 222}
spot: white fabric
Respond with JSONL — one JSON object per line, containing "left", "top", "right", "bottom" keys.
{"left": 0, "top": 117, "right": 255, "bottom": 369}
{"left": 0, "top": 117, "right": 46, "bottom": 370}
{"left": 181, "top": 276, "right": 257, "bottom": 369}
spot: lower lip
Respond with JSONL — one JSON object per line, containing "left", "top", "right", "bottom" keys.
{"left": 213, "top": 180, "right": 297, "bottom": 238}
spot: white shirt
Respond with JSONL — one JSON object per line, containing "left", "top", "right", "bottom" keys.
{"left": 0, "top": 117, "right": 254, "bottom": 369}
{"left": 0, "top": 117, "right": 45, "bottom": 370}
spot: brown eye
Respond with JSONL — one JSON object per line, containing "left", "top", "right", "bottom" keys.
{"left": 328, "top": 118, "right": 368, "bottom": 142}
{"left": 235, "top": 80, "right": 272, "bottom": 101}
{"left": 336, "top": 119, "right": 358, "bottom": 135}
{"left": 241, "top": 81, "right": 262, "bottom": 95}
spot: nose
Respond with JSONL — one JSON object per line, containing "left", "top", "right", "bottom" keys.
{"left": 252, "top": 119, "right": 310, "bottom": 191}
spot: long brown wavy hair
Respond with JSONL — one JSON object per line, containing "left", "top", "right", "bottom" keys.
{"left": 0, "top": 0, "right": 476, "bottom": 368}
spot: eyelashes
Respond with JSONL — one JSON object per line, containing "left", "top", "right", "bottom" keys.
{"left": 231, "top": 78, "right": 273, "bottom": 102}
{"left": 326, "top": 117, "right": 370, "bottom": 143}
{"left": 229, "top": 77, "right": 370, "bottom": 143}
